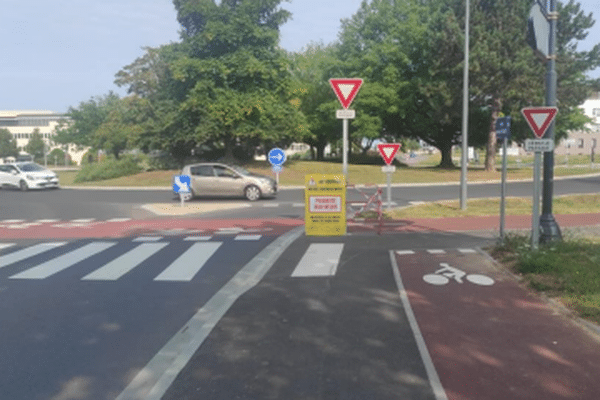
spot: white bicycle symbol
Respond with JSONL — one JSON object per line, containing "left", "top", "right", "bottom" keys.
{"left": 423, "top": 263, "right": 495, "bottom": 286}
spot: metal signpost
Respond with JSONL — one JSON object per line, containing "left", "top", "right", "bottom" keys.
{"left": 522, "top": 107, "right": 558, "bottom": 249}
{"left": 173, "top": 175, "right": 192, "bottom": 207}
{"left": 495, "top": 116, "right": 511, "bottom": 242}
{"left": 268, "top": 147, "right": 286, "bottom": 185}
{"left": 329, "top": 78, "right": 363, "bottom": 178}
{"left": 377, "top": 143, "right": 401, "bottom": 211}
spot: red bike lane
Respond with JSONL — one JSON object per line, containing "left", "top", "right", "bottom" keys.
{"left": 392, "top": 249, "right": 600, "bottom": 400}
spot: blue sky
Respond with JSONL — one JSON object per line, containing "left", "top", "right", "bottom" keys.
{"left": 1, "top": 0, "right": 598, "bottom": 112}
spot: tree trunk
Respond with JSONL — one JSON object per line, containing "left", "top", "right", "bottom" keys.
{"left": 222, "top": 137, "right": 236, "bottom": 163}
{"left": 438, "top": 140, "right": 455, "bottom": 169}
{"left": 484, "top": 98, "right": 502, "bottom": 171}
{"left": 315, "top": 143, "right": 325, "bottom": 161}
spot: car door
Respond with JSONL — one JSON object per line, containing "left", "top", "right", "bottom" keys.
{"left": 189, "top": 165, "right": 218, "bottom": 196}
{"left": 0, "top": 165, "right": 20, "bottom": 187}
{"left": 213, "top": 165, "right": 245, "bottom": 196}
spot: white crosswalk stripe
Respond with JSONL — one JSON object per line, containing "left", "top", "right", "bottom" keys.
{"left": 0, "top": 243, "right": 15, "bottom": 251}
{"left": 82, "top": 243, "right": 169, "bottom": 281}
{"left": 0, "top": 242, "right": 66, "bottom": 268}
{"left": 10, "top": 242, "right": 116, "bottom": 280}
{"left": 154, "top": 242, "right": 222, "bottom": 282}
{"left": 292, "top": 243, "right": 344, "bottom": 277}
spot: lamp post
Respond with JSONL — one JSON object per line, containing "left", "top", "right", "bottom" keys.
{"left": 460, "top": 0, "right": 470, "bottom": 210}
{"left": 540, "top": 0, "right": 562, "bottom": 243}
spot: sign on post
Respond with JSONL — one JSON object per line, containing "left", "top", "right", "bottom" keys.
{"left": 305, "top": 174, "right": 346, "bottom": 236}
{"left": 173, "top": 175, "right": 192, "bottom": 207}
{"left": 268, "top": 147, "right": 286, "bottom": 185}
{"left": 377, "top": 143, "right": 401, "bottom": 210}
{"left": 330, "top": 78, "right": 363, "bottom": 178}
{"left": 522, "top": 107, "right": 558, "bottom": 249}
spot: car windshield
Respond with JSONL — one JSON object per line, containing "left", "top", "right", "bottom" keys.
{"left": 230, "top": 165, "right": 250, "bottom": 175}
{"left": 17, "top": 163, "right": 45, "bottom": 172}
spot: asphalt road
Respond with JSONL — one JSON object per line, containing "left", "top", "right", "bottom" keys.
{"left": 1, "top": 174, "right": 600, "bottom": 221}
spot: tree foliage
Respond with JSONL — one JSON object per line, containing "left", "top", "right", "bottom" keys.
{"left": 0, "top": 128, "right": 18, "bottom": 159}
{"left": 24, "top": 129, "right": 45, "bottom": 160}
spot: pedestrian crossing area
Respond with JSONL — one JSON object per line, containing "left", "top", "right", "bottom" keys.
{"left": 0, "top": 237, "right": 480, "bottom": 284}
{"left": 0, "top": 234, "right": 266, "bottom": 283}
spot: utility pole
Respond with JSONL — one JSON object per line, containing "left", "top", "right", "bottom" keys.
{"left": 460, "top": 0, "right": 470, "bottom": 210}
{"left": 540, "top": 0, "right": 562, "bottom": 242}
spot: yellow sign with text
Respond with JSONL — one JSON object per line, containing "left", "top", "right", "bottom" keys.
{"left": 305, "top": 174, "right": 346, "bottom": 236}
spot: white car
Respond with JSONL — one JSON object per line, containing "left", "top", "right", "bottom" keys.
{"left": 0, "top": 162, "right": 60, "bottom": 191}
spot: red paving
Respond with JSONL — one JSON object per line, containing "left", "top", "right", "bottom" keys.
{"left": 1, "top": 213, "right": 600, "bottom": 239}
{"left": 394, "top": 250, "right": 600, "bottom": 400}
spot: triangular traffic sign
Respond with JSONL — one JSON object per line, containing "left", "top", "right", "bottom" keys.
{"left": 521, "top": 107, "right": 558, "bottom": 138}
{"left": 377, "top": 143, "right": 401, "bottom": 165}
{"left": 329, "top": 78, "right": 363, "bottom": 109}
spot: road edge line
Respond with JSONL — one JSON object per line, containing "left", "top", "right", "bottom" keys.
{"left": 115, "top": 226, "right": 305, "bottom": 400}
{"left": 388, "top": 250, "right": 448, "bottom": 400}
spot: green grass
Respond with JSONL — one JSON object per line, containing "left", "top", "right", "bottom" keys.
{"left": 491, "top": 234, "right": 600, "bottom": 325}
{"left": 388, "top": 194, "right": 600, "bottom": 219}
{"left": 53, "top": 157, "right": 600, "bottom": 188}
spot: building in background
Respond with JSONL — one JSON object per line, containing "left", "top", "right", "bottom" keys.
{"left": 0, "top": 110, "right": 87, "bottom": 165}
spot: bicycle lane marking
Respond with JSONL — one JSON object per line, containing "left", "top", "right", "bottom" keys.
{"left": 391, "top": 249, "right": 600, "bottom": 400}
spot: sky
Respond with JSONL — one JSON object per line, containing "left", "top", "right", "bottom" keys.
{"left": 1, "top": 0, "right": 599, "bottom": 113}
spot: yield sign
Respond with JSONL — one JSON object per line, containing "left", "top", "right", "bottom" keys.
{"left": 521, "top": 107, "right": 558, "bottom": 138}
{"left": 377, "top": 143, "right": 401, "bottom": 165}
{"left": 329, "top": 78, "right": 363, "bottom": 109}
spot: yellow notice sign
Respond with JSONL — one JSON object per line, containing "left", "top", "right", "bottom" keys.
{"left": 305, "top": 174, "right": 346, "bottom": 236}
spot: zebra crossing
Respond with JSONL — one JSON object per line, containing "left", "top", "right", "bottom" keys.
{"left": 0, "top": 237, "right": 480, "bottom": 284}
{"left": 0, "top": 234, "right": 265, "bottom": 283}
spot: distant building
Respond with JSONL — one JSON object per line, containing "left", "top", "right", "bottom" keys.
{"left": 555, "top": 95, "right": 600, "bottom": 156}
{"left": 0, "top": 110, "right": 88, "bottom": 165}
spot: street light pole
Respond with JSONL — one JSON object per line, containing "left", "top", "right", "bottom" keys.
{"left": 460, "top": 0, "right": 470, "bottom": 210}
{"left": 540, "top": 0, "right": 562, "bottom": 242}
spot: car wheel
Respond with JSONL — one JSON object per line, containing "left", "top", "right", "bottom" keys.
{"left": 244, "top": 185, "right": 261, "bottom": 201}
{"left": 19, "top": 180, "right": 29, "bottom": 191}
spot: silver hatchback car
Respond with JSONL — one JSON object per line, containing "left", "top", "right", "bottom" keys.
{"left": 175, "top": 163, "right": 277, "bottom": 201}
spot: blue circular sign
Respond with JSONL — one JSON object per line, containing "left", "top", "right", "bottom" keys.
{"left": 268, "top": 148, "right": 286, "bottom": 166}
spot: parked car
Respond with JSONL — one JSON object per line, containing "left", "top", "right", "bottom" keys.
{"left": 0, "top": 162, "right": 60, "bottom": 191}
{"left": 173, "top": 163, "right": 277, "bottom": 201}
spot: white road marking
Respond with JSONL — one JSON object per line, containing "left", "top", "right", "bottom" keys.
{"left": 396, "top": 250, "right": 416, "bottom": 255}
{"left": 291, "top": 243, "right": 344, "bottom": 277}
{"left": 262, "top": 203, "right": 279, "bottom": 207}
{"left": 133, "top": 236, "right": 163, "bottom": 242}
{"left": 426, "top": 249, "right": 446, "bottom": 254}
{"left": 82, "top": 243, "right": 168, "bottom": 281}
{"left": 154, "top": 242, "right": 222, "bottom": 282}
{"left": 389, "top": 251, "right": 449, "bottom": 400}
{"left": 292, "top": 203, "right": 305, "bottom": 207}
{"left": 9, "top": 242, "right": 115, "bottom": 279}
{"left": 234, "top": 235, "right": 262, "bottom": 241}
{"left": 457, "top": 248, "right": 477, "bottom": 254}
{"left": 35, "top": 219, "right": 60, "bottom": 223}
{"left": 0, "top": 219, "right": 24, "bottom": 223}
{"left": 0, "top": 242, "right": 66, "bottom": 268}
{"left": 70, "top": 218, "right": 96, "bottom": 223}
{"left": 106, "top": 218, "right": 132, "bottom": 222}
{"left": 0, "top": 243, "right": 15, "bottom": 251}
{"left": 183, "top": 236, "right": 212, "bottom": 241}
{"left": 115, "top": 226, "right": 304, "bottom": 400}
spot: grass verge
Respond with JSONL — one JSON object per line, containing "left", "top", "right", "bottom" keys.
{"left": 490, "top": 233, "right": 600, "bottom": 326}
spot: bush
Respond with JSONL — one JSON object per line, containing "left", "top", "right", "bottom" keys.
{"left": 74, "top": 155, "right": 144, "bottom": 182}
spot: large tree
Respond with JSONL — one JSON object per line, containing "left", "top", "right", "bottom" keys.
{"left": 288, "top": 43, "right": 345, "bottom": 160}
{"left": 116, "top": 0, "right": 305, "bottom": 164}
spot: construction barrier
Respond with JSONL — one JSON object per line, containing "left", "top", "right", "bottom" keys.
{"left": 346, "top": 184, "right": 384, "bottom": 234}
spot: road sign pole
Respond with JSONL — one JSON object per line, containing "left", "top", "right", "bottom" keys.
{"left": 532, "top": 151, "right": 542, "bottom": 249}
{"left": 386, "top": 172, "right": 392, "bottom": 211}
{"left": 342, "top": 118, "right": 349, "bottom": 178}
{"left": 500, "top": 137, "right": 507, "bottom": 242}
{"left": 540, "top": 0, "right": 561, "bottom": 243}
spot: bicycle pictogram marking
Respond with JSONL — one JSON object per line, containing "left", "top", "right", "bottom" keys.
{"left": 423, "top": 263, "right": 495, "bottom": 286}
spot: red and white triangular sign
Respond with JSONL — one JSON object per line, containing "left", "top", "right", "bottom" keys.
{"left": 377, "top": 143, "right": 401, "bottom": 165}
{"left": 521, "top": 107, "right": 558, "bottom": 138}
{"left": 329, "top": 78, "right": 363, "bottom": 109}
